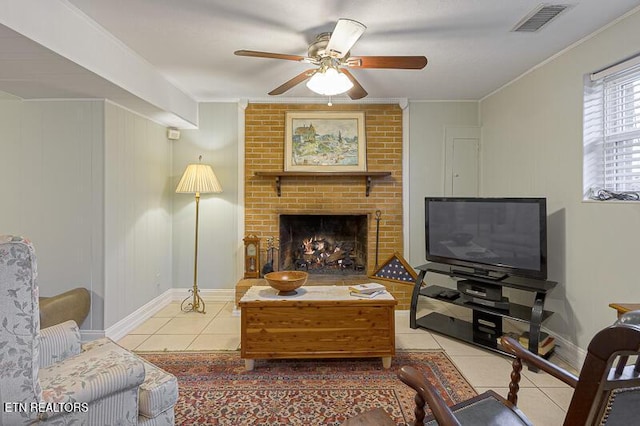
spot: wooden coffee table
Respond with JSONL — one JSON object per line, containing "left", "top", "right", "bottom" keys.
{"left": 239, "top": 285, "right": 397, "bottom": 370}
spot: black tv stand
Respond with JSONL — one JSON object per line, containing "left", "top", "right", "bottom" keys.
{"left": 410, "top": 263, "right": 557, "bottom": 372}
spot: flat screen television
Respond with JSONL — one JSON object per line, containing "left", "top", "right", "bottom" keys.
{"left": 425, "top": 197, "right": 547, "bottom": 280}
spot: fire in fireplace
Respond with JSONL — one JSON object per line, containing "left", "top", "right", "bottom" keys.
{"left": 279, "top": 214, "right": 367, "bottom": 274}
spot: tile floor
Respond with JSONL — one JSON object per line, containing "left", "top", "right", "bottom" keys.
{"left": 118, "top": 295, "right": 577, "bottom": 425}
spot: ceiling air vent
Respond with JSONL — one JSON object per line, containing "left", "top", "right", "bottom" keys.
{"left": 512, "top": 4, "right": 569, "bottom": 32}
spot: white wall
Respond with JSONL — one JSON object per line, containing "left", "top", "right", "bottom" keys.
{"left": 0, "top": 99, "right": 238, "bottom": 331}
{"left": 0, "top": 99, "right": 174, "bottom": 331}
{"left": 479, "top": 9, "right": 640, "bottom": 350}
{"left": 172, "top": 103, "right": 239, "bottom": 291}
{"left": 0, "top": 99, "right": 105, "bottom": 330}
{"left": 407, "top": 101, "right": 480, "bottom": 267}
{"left": 103, "top": 102, "right": 173, "bottom": 328}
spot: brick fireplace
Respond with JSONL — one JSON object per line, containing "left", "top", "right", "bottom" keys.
{"left": 242, "top": 103, "right": 412, "bottom": 308}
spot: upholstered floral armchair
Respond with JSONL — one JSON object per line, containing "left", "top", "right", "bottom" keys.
{"left": 0, "top": 235, "right": 178, "bottom": 425}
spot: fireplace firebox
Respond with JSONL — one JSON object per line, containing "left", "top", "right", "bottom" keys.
{"left": 279, "top": 214, "right": 367, "bottom": 274}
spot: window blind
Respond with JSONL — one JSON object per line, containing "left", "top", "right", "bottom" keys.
{"left": 583, "top": 57, "right": 640, "bottom": 200}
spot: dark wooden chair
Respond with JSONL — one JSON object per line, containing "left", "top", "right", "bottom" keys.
{"left": 398, "top": 315, "right": 640, "bottom": 425}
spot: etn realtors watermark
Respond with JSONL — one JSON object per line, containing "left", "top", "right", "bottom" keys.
{"left": 3, "top": 401, "right": 89, "bottom": 414}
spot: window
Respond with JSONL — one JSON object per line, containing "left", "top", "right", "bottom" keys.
{"left": 584, "top": 55, "right": 640, "bottom": 201}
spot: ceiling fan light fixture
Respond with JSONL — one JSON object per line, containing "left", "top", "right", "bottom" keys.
{"left": 306, "top": 67, "right": 353, "bottom": 96}
{"left": 236, "top": 18, "right": 426, "bottom": 100}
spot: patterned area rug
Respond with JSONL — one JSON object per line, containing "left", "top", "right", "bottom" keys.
{"left": 139, "top": 351, "right": 476, "bottom": 426}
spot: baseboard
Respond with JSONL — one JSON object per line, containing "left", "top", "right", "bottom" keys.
{"left": 105, "top": 289, "right": 175, "bottom": 341}
{"left": 80, "top": 329, "right": 105, "bottom": 342}
{"left": 177, "top": 288, "right": 235, "bottom": 303}
{"left": 104, "top": 288, "right": 234, "bottom": 341}
{"left": 549, "top": 330, "right": 586, "bottom": 371}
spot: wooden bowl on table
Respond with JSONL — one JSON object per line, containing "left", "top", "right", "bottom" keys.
{"left": 264, "top": 271, "right": 308, "bottom": 296}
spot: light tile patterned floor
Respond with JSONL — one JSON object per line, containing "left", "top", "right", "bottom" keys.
{"left": 120, "top": 297, "right": 576, "bottom": 425}
{"left": 118, "top": 301, "right": 240, "bottom": 352}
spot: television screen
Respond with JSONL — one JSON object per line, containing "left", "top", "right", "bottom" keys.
{"left": 425, "top": 197, "right": 547, "bottom": 279}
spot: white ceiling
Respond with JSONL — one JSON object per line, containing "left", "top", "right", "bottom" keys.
{"left": 1, "top": 1, "right": 640, "bottom": 124}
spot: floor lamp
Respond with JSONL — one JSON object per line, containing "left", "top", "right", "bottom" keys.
{"left": 176, "top": 156, "right": 222, "bottom": 313}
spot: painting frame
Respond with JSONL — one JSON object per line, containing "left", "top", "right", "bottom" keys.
{"left": 284, "top": 111, "right": 367, "bottom": 172}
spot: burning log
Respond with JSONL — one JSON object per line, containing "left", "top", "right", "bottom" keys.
{"left": 326, "top": 249, "right": 346, "bottom": 264}
{"left": 302, "top": 237, "right": 328, "bottom": 255}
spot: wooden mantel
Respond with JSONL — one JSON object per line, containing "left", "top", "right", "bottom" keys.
{"left": 254, "top": 171, "right": 392, "bottom": 197}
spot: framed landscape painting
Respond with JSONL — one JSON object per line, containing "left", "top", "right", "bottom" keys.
{"left": 284, "top": 111, "right": 366, "bottom": 172}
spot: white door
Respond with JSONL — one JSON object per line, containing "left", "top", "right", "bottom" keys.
{"left": 444, "top": 127, "right": 480, "bottom": 196}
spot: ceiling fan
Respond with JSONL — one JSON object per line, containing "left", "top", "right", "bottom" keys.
{"left": 234, "top": 18, "right": 428, "bottom": 100}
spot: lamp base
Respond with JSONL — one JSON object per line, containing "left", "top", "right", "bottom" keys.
{"left": 181, "top": 288, "right": 206, "bottom": 314}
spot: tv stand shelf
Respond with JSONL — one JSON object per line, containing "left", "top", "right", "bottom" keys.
{"left": 420, "top": 285, "right": 554, "bottom": 323}
{"left": 410, "top": 263, "right": 558, "bottom": 371}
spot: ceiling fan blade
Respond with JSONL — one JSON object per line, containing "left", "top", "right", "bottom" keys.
{"left": 326, "top": 19, "right": 366, "bottom": 59}
{"left": 234, "top": 50, "right": 305, "bottom": 62}
{"left": 347, "top": 56, "right": 428, "bottom": 69}
{"left": 340, "top": 69, "right": 368, "bottom": 100}
{"left": 268, "top": 70, "right": 314, "bottom": 95}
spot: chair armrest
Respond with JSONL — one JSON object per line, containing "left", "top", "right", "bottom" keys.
{"left": 501, "top": 336, "right": 579, "bottom": 388}
{"left": 39, "top": 287, "right": 90, "bottom": 328}
{"left": 39, "top": 320, "right": 82, "bottom": 367}
{"left": 398, "top": 365, "right": 462, "bottom": 426}
{"left": 38, "top": 344, "right": 145, "bottom": 421}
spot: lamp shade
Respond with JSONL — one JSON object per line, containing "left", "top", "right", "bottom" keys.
{"left": 176, "top": 163, "right": 222, "bottom": 194}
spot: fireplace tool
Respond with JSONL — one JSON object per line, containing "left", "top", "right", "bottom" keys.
{"left": 374, "top": 210, "right": 382, "bottom": 268}
{"left": 262, "top": 237, "right": 278, "bottom": 276}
